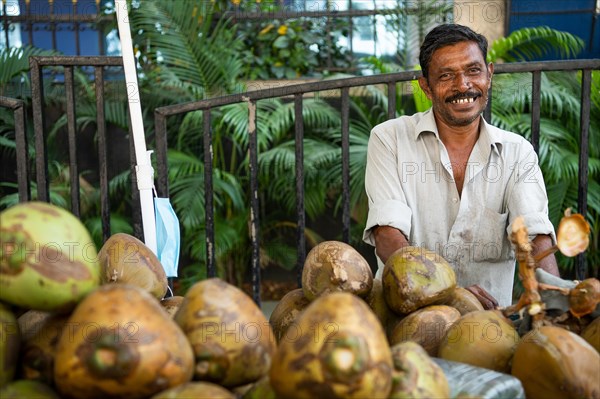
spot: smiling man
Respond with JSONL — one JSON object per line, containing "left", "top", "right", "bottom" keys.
{"left": 362, "top": 24, "right": 559, "bottom": 308}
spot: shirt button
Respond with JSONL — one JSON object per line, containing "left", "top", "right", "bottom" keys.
{"left": 452, "top": 197, "right": 458, "bottom": 203}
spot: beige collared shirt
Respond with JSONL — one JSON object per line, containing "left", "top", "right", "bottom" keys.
{"left": 363, "top": 109, "right": 555, "bottom": 307}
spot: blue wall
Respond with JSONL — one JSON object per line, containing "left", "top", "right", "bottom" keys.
{"left": 508, "top": 0, "right": 600, "bottom": 59}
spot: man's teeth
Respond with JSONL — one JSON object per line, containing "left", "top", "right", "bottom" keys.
{"left": 451, "top": 97, "right": 475, "bottom": 104}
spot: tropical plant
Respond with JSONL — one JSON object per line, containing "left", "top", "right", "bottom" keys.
{"left": 239, "top": 17, "right": 353, "bottom": 79}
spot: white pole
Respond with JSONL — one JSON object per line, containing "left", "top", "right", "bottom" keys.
{"left": 115, "top": 0, "right": 157, "bottom": 255}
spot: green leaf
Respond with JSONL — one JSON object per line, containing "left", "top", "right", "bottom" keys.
{"left": 273, "top": 35, "right": 290, "bottom": 49}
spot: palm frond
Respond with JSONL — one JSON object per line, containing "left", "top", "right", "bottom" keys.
{"left": 489, "top": 26, "right": 584, "bottom": 63}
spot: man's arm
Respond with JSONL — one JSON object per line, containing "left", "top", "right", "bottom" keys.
{"left": 531, "top": 234, "right": 560, "bottom": 276}
{"left": 372, "top": 225, "right": 410, "bottom": 264}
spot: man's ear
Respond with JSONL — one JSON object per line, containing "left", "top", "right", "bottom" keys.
{"left": 487, "top": 62, "right": 494, "bottom": 87}
{"left": 418, "top": 76, "right": 432, "bottom": 100}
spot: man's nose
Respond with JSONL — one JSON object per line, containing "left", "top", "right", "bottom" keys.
{"left": 455, "top": 73, "right": 471, "bottom": 90}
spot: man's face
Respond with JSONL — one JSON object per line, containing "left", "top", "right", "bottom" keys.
{"left": 418, "top": 41, "right": 493, "bottom": 128}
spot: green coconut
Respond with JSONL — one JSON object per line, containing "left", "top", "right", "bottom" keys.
{"left": 174, "top": 278, "right": 276, "bottom": 387}
{"left": 160, "top": 296, "right": 185, "bottom": 318}
{"left": 364, "top": 278, "right": 401, "bottom": 337}
{"left": 98, "top": 233, "right": 168, "bottom": 299}
{"left": 0, "top": 303, "right": 19, "bottom": 387}
{"left": 388, "top": 305, "right": 461, "bottom": 357}
{"left": 270, "top": 292, "right": 393, "bottom": 399}
{"left": 0, "top": 379, "right": 60, "bottom": 399}
{"left": 151, "top": 381, "right": 236, "bottom": 399}
{"left": 389, "top": 341, "right": 450, "bottom": 399}
{"left": 512, "top": 325, "right": 600, "bottom": 399}
{"left": 383, "top": 246, "right": 456, "bottom": 315}
{"left": 17, "top": 310, "right": 70, "bottom": 385}
{"left": 438, "top": 310, "right": 519, "bottom": 373}
{"left": 0, "top": 202, "right": 100, "bottom": 311}
{"left": 269, "top": 288, "right": 311, "bottom": 342}
{"left": 443, "top": 286, "right": 484, "bottom": 315}
{"left": 53, "top": 284, "right": 194, "bottom": 399}
{"left": 302, "top": 241, "right": 373, "bottom": 301}
{"left": 581, "top": 317, "right": 600, "bottom": 352}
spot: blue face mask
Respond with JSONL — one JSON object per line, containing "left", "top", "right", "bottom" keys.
{"left": 154, "top": 197, "right": 180, "bottom": 277}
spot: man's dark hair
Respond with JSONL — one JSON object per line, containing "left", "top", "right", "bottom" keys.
{"left": 419, "top": 24, "right": 488, "bottom": 79}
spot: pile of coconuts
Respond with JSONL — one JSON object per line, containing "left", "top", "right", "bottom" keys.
{"left": 1, "top": 201, "right": 599, "bottom": 399}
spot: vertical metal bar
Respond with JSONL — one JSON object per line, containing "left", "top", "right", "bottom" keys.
{"left": 530, "top": 70, "right": 541, "bottom": 153}
{"left": 341, "top": 88, "right": 351, "bottom": 244}
{"left": 2, "top": 1, "right": 9, "bottom": 48}
{"left": 204, "top": 109, "right": 216, "bottom": 278}
{"left": 248, "top": 99, "right": 261, "bottom": 306}
{"left": 73, "top": 0, "right": 81, "bottom": 55}
{"left": 26, "top": 0, "right": 33, "bottom": 46}
{"left": 64, "top": 66, "right": 81, "bottom": 217}
{"left": 50, "top": 0, "right": 57, "bottom": 51}
{"left": 155, "top": 113, "right": 169, "bottom": 198}
{"left": 348, "top": 0, "right": 353, "bottom": 58}
{"left": 96, "top": 0, "right": 104, "bottom": 55}
{"left": 14, "top": 103, "right": 31, "bottom": 202}
{"left": 30, "top": 57, "right": 49, "bottom": 202}
{"left": 95, "top": 66, "right": 111, "bottom": 242}
{"left": 294, "top": 94, "right": 305, "bottom": 287}
{"left": 387, "top": 81, "right": 396, "bottom": 119}
{"left": 128, "top": 113, "right": 144, "bottom": 241}
{"left": 576, "top": 69, "right": 591, "bottom": 280}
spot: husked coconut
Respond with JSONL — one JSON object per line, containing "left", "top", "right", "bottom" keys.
{"left": 443, "top": 286, "right": 484, "bottom": 315}
{"left": 383, "top": 246, "right": 456, "bottom": 314}
{"left": 512, "top": 325, "right": 600, "bottom": 399}
{"left": 302, "top": 241, "right": 373, "bottom": 300}
{"left": 270, "top": 292, "right": 393, "bottom": 399}
{"left": 389, "top": 341, "right": 450, "bottom": 399}
{"left": 388, "top": 305, "right": 460, "bottom": 357}
{"left": 581, "top": 317, "right": 600, "bottom": 352}
{"left": 53, "top": 284, "right": 194, "bottom": 399}
{"left": 0, "top": 202, "right": 100, "bottom": 312}
{"left": 438, "top": 310, "right": 519, "bottom": 373}
{"left": 174, "top": 278, "right": 276, "bottom": 387}
{"left": 98, "top": 233, "right": 168, "bottom": 299}
{"left": 269, "top": 288, "right": 310, "bottom": 343}
{"left": 0, "top": 304, "right": 19, "bottom": 387}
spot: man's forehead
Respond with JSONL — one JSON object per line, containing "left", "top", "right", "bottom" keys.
{"left": 429, "top": 42, "right": 486, "bottom": 66}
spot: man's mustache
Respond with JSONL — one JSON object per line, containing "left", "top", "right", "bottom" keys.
{"left": 445, "top": 91, "right": 482, "bottom": 103}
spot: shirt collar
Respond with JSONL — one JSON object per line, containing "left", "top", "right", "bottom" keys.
{"left": 414, "top": 108, "right": 502, "bottom": 157}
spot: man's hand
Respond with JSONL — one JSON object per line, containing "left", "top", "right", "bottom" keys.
{"left": 465, "top": 284, "right": 499, "bottom": 310}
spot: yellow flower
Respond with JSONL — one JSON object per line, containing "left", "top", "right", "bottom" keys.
{"left": 231, "top": 0, "right": 241, "bottom": 4}
{"left": 274, "top": 62, "right": 283, "bottom": 67}
{"left": 259, "top": 24, "right": 274, "bottom": 36}
{"left": 277, "top": 25, "right": 288, "bottom": 35}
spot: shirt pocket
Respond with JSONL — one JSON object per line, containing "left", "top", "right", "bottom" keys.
{"left": 474, "top": 208, "right": 509, "bottom": 262}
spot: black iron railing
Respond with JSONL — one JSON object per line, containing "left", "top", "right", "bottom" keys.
{"left": 25, "top": 55, "right": 154, "bottom": 244}
{"left": 1, "top": 57, "right": 598, "bottom": 306}
{"left": 154, "top": 59, "right": 600, "bottom": 304}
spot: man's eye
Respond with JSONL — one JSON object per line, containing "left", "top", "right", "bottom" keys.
{"left": 468, "top": 68, "right": 482, "bottom": 74}
{"left": 439, "top": 73, "right": 452, "bottom": 80}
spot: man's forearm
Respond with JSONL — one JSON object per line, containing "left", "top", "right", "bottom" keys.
{"left": 373, "top": 225, "right": 410, "bottom": 264}
{"left": 532, "top": 234, "right": 560, "bottom": 277}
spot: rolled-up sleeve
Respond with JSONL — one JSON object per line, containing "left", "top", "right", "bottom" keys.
{"left": 363, "top": 199, "right": 412, "bottom": 245}
{"left": 505, "top": 141, "right": 556, "bottom": 243}
{"left": 362, "top": 122, "right": 412, "bottom": 246}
